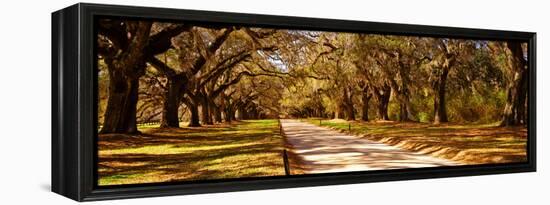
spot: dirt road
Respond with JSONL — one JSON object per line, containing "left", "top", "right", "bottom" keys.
{"left": 281, "top": 119, "right": 460, "bottom": 174}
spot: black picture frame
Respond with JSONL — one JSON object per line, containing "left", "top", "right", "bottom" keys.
{"left": 52, "top": 3, "right": 536, "bottom": 201}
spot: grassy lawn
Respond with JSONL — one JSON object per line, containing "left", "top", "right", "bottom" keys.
{"left": 302, "top": 118, "right": 527, "bottom": 165}
{"left": 98, "top": 120, "right": 286, "bottom": 186}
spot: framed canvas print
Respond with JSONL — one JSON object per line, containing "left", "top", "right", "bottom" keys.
{"left": 52, "top": 3, "right": 536, "bottom": 201}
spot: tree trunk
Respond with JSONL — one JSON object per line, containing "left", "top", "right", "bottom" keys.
{"left": 399, "top": 103, "right": 408, "bottom": 122}
{"left": 361, "top": 89, "right": 371, "bottom": 121}
{"left": 222, "top": 95, "right": 233, "bottom": 123}
{"left": 98, "top": 22, "right": 152, "bottom": 134}
{"left": 345, "top": 105, "right": 354, "bottom": 120}
{"left": 224, "top": 106, "right": 232, "bottom": 123}
{"left": 377, "top": 98, "right": 390, "bottom": 121}
{"left": 500, "top": 42, "right": 528, "bottom": 126}
{"left": 188, "top": 102, "right": 201, "bottom": 127}
{"left": 395, "top": 60, "right": 414, "bottom": 122}
{"left": 398, "top": 96, "right": 415, "bottom": 122}
{"left": 230, "top": 108, "right": 237, "bottom": 121}
{"left": 253, "top": 107, "right": 260, "bottom": 119}
{"left": 160, "top": 76, "right": 183, "bottom": 128}
{"left": 433, "top": 67, "right": 449, "bottom": 124}
{"left": 249, "top": 106, "right": 258, "bottom": 119}
{"left": 100, "top": 63, "right": 141, "bottom": 134}
{"left": 335, "top": 104, "right": 344, "bottom": 119}
{"left": 207, "top": 97, "right": 222, "bottom": 123}
{"left": 237, "top": 106, "right": 247, "bottom": 120}
{"left": 395, "top": 88, "right": 414, "bottom": 122}
{"left": 199, "top": 94, "right": 213, "bottom": 125}
{"left": 212, "top": 103, "right": 222, "bottom": 123}
{"left": 343, "top": 87, "right": 355, "bottom": 121}
{"left": 374, "top": 85, "right": 391, "bottom": 120}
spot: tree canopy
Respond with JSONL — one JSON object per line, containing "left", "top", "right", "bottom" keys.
{"left": 97, "top": 20, "right": 529, "bottom": 134}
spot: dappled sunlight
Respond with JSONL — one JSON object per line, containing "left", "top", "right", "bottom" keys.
{"left": 97, "top": 115, "right": 526, "bottom": 185}
{"left": 282, "top": 119, "right": 459, "bottom": 174}
{"left": 302, "top": 118, "right": 527, "bottom": 164}
{"left": 98, "top": 120, "right": 286, "bottom": 186}
{"left": 99, "top": 141, "right": 262, "bottom": 155}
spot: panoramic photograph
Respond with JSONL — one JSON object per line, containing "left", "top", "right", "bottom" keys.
{"left": 96, "top": 19, "right": 528, "bottom": 186}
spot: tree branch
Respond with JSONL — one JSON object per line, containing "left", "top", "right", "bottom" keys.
{"left": 147, "top": 56, "right": 177, "bottom": 77}
{"left": 147, "top": 24, "right": 192, "bottom": 55}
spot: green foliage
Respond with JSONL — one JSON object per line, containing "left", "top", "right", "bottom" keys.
{"left": 446, "top": 89, "right": 506, "bottom": 123}
{"left": 387, "top": 99, "right": 401, "bottom": 121}
{"left": 417, "top": 112, "right": 431, "bottom": 123}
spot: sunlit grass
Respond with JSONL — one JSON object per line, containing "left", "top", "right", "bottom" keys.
{"left": 97, "top": 123, "right": 162, "bottom": 132}
{"left": 302, "top": 118, "right": 527, "bottom": 164}
{"left": 99, "top": 142, "right": 263, "bottom": 155}
{"left": 137, "top": 123, "right": 161, "bottom": 129}
{"left": 98, "top": 119, "right": 286, "bottom": 186}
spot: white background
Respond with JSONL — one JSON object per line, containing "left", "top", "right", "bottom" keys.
{"left": 0, "top": 0, "right": 547, "bottom": 204}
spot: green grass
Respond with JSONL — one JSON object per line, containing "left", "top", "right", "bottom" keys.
{"left": 98, "top": 120, "right": 286, "bottom": 186}
{"left": 302, "top": 118, "right": 527, "bottom": 164}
